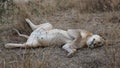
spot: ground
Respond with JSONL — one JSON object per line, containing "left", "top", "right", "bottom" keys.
{"left": 0, "top": 0, "right": 120, "bottom": 68}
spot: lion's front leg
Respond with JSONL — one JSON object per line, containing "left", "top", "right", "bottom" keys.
{"left": 62, "top": 43, "right": 77, "bottom": 57}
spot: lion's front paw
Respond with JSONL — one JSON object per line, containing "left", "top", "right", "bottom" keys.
{"left": 67, "top": 49, "right": 76, "bottom": 58}
{"left": 67, "top": 53, "right": 74, "bottom": 58}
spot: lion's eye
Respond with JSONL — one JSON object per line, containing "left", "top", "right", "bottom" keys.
{"left": 94, "top": 43, "right": 97, "bottom": 46}
{"left": 98, "top": 42, "right": 101, "bottom": 44}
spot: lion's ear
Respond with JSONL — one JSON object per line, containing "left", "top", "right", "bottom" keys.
{"left": 97, "top": 33, "right": 106, "bottom": 41}
{"left": 67, "top": 29, "right": 81, "bottom": 38}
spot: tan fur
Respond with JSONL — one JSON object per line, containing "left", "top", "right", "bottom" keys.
{"left": 5, "top": 18, "right": 104, "bottom": 57}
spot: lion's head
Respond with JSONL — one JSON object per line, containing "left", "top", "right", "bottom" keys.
{"left": 87, "top": 35, "right": 105, "bottom": 48}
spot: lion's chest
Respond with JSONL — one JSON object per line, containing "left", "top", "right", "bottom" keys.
{"left": 81, "top": 32, "right": 88, "bottom": 38}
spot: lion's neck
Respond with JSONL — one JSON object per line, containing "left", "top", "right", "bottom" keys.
{"left": 85, "top": 34, "right": 93, "bottom": 46}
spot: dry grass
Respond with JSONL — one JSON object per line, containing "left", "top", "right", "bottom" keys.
{"left": 0, "top": 0, "right": 120, "bottom": 68}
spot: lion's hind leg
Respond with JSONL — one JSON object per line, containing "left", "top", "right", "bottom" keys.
{"left": 5, "top": 41, "right": 40, "bottom": 48}
{"left": 5, "top": 33, "right": 40, "bottom": 48}
{"left": 25, "top": 18, "right": 53, "bottom": 30}
{"left": 25, "top": 18, "right": 37, "bottom": 30}
{"left": 13, "top": 29, "right": 29, "bottom": 38}
{"left": 5, "top": 43, "right": 26, "bottom": 48}
{"left": 25, "top": 18, "right": 53, "bottom": 31}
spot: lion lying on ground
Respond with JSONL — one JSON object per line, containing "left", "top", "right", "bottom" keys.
{"left": 5, "top": 19, "right": 105, "bottom": 57}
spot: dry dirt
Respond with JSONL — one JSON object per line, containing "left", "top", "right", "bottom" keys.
{"left": 0, "top": 0, "right": 120, "bottom": 68}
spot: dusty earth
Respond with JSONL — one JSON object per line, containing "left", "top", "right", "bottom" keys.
{"left": 0, "top": 11, "right": 120, "bottom": 68}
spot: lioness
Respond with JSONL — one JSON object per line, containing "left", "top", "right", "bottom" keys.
{"left": 5, "top": 19, "right": 104, "bottom": 57}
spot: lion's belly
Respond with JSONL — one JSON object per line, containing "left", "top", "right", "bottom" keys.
{"left": 36, "top": 29, "right": 72, "bottom": 46}
{"left": 37, "top": 34, "right": 64, "bottom": 46}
